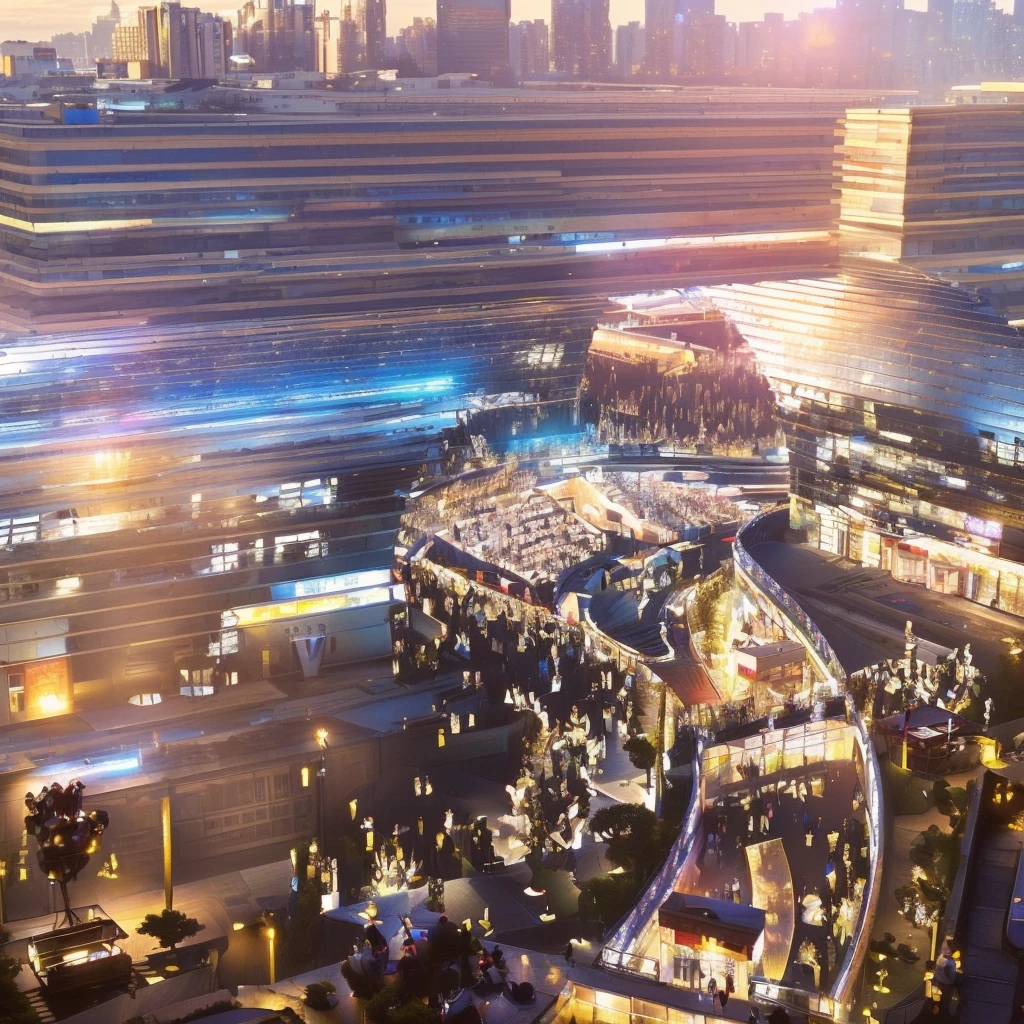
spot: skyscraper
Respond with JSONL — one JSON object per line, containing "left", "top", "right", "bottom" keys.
{"left": 359, "top": 0, "right": 387, "bottom": 68}
{"left": 109, "top": 3, "right": 229, "bottom": 78}
{"left": 237, "top": 0, "right": 317, "bottom": 71}
{"left": 436, "top": 0, "right": 511, "bottom": 78}
{"left": 645, "top": 0, "right": 713, "bottom": 78}
{"left": 197, "top": 11, "right": 233, "bottom": 76}
{"left": 552, "top": 0, "right": 611, "bottom": 77}
{"left": 90, "top": 1, "right": 122, "bottom": 59}
{"left": 614, "top": 21, "right": 644, "bottom": 79}
{"left": 509, "top": 18, "right": 549, "bottom": 77}
{"left": 338, "top": 3, "right": 361, "bottom": 70}
{"left": 399, "top": 17, "right": 438, "bottom": 75}
{"left": 159, "top": 2, "right": 202, "bottom": 78}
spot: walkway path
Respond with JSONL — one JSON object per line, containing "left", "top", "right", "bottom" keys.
{"left": 958, "top": 819, "right": 1023, "bottom": 1024}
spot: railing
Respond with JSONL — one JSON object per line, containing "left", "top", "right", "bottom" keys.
{"left": 733, "top": 507, "right": 846, "bottom": 683}
{"left": 598, "top": 946, "right": 661, "bottom": 979}
{"left": 749, "top": 978, "right": 844, "bottom": 1022}
{"left": 831, "top": 695, "right": 885, "bottom": 1018}
{"left": 735, "top": 509, "right": 886, "bottom": 1023}
{"left": 880, "top": 777, "right": 983, "bottom": 1023}
{"left": 599, "top": 738, "right": 705, "bottom": 964}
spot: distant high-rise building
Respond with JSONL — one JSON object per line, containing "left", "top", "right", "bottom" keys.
{"left": 644, "top": 0, "right": 673, "bottom": 77}
{"left": 509, "top": 19, "right": 548, "bottom": 77}
{"left": 51, "top": 31, "right": 93, "bottom": 67}
{"left": 399, "top": 17, "right": 438, "bottom": 75}
{"left": 110, "top": 3, "right": 227, "bottom": 78}
{"left": 645, "top": 0, "right": 713, "bottom": 78}
{"left": 614, "top": 21, "right": 644, "bottom": 79}
{"left": 683, "top": 12, "right": 731, "bottom": 77}
{"left": 237, "top": 0, "right": 317, "bottom": 71}
{"left": 112, "top": 23, "right": 146, "bottom": 61}
{"left": 552, "top": 0, "right": 611, "bottom": 77}
{"left": 138, "top": 7, "right": 162, "bottom": 71}
{"left": 358, "top": 0, "right": 387, "bottom": 68}
{"left": 436, "top": 0, "right": 511, "bottom": 78}
{"left": 197, "top": 11, "right": 233, "bottom": 76}
{"left": 159, "top": 2, "right": 201, "bottom": 78}
{"left": 90, "top": 1, "right": 122, "bottom": 59}
{"left": 338, "top": 2, "right": 361, "bottom": 70}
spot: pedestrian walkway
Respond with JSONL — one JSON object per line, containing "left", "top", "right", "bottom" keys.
{"left": 958, "top": 821, "right": 1023, "bottom": 1024}
{"left": 3, "top": 858, "right": 294, "bottom": 963}
{"left": 237, "top": 941, "right": 571, "bottom": 1024}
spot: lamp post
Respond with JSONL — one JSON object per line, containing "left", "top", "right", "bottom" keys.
{"left": 265, "top": 925, "right": 276, "bottom": 984}
{"left": 315, "top": 729, "right": 328, "bottom": 855}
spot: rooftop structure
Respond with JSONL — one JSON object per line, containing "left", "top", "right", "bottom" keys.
{"left": 703, "top": 258, "right": 1024, "bottom": 620}
{"left": 838, "top": 104, "right": 1024, "bottom": 321}
{"left": 0, "top": 93, "right": 885, "bottom": 333}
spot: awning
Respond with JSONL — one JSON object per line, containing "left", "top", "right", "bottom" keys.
{"left": 652, "top": 656, "right": 722, "bottom": 706}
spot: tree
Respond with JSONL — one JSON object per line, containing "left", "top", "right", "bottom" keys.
{"left": 589, "top": 804, "right": 672, "bottom": 880}
{"left": 0, "top": 926, "right": 37, "bottom": 1024}
{"left": 136, "top": 908, "right": 204, "bottom": 951}
{"left": 578, "top": 874, "right": 640, "bottom": 933}
{"left": 623, "top": 735, "right": 657, "bottom": 789}
{"left": 304, "top": 980, "right": 337, "bottom": 1010}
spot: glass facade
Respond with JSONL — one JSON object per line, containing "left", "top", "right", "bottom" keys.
{"left": 705, "top": 257, "right": 1024, "bottom": 616}
{"left": 436, "top": 0, "right": 511, "bottom": 77}
{"left": 0, "top": 108, "right": 841, "bottom": 331}
{"left": 838, "top": 104, "right": 1024, "bottom": 320}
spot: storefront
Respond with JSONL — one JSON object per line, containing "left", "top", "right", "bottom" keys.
{"left": 657, "top": 892, "right": 765, "bottom": 997}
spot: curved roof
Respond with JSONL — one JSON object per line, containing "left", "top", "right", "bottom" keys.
{"left": 703, "top": 258, "right": 1024, "bottom": 446}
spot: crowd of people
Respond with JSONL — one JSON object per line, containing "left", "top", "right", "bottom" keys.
{"left": 448, "top": 491, "right": 605, "bottom": 582}
{"left": 403, "top": 562, "right": 647, "bottom": 871}
{"left": 603, "top": 472, "right": 741, "bottom": 532}
{"left": 401, "top": 466, "right": 606, "bottom": 585}
{"left": 583, "top": 349, "right": 779, "bottom": 449}
{"left": 695, "top": 764, "right": 869, "bottom": 995}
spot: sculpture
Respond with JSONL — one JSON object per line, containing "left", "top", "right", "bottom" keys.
{"left": 24, "top": 780, "right": 109, "bottom": 927}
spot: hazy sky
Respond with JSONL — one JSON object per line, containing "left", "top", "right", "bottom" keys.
{"left": 7, "top": 0, "right": 816, "bottom": 41}
{"left": 5, "top": 0, "right": 1009, "bottom": 42}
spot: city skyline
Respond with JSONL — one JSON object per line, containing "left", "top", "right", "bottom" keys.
{"left": 8, "top": 0, "right": 1008, "bottom": 44}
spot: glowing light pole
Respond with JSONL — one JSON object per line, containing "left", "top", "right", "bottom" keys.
{"left": 315, "top": 729, "right": 329, "bottom": 854}
{"left": 265, "top": 925, "right": 276, "bottom": 984}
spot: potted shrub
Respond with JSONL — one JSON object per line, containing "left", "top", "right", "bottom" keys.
{"left": 304, "top": 980, "right": 338, "bottom": 1009}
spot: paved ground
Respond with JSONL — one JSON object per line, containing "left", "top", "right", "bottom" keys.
{"left": 700, "top": 762, "right": 864, "bottom": 992}
{"left": 750, "top": 542, "right": 1017, "bottom": 680}
{"left": 958, "top": 817, "right": 1024, "bottom": 1024}
{"left": 237, "top": 940, "right": 572, "bottom": 1024}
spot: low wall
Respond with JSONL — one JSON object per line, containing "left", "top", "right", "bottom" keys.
{"left": 61, "top": 963, "right": 218, "bottom": 1024}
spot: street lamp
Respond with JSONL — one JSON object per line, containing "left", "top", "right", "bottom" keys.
{"left": 315, "top": 729, "right": 328, "bottom": 856}
{"left": 265, "top": 925, "right": 276, "bottom": 984}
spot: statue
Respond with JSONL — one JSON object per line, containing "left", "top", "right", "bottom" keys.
{"left": 24, "top": 780, "right": 109, "bottom": 927}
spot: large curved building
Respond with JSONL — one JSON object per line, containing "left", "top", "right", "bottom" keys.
{"left": 705, "top": 257, "right": 1024, "bottom": 616}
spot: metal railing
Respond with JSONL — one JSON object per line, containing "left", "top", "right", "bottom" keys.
{"left": 734, "top": 510, "right": 887, "bottom": 1022}
{"left": 733, "top": 507, "right": 846, "bottom": 683}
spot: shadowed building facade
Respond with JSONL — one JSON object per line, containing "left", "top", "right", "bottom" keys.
{"left": 436, "top": 0, "right": 511, "bottom": 77}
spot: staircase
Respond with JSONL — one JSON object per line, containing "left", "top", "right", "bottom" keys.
{"left": 23, "top": 987, "right": 56, "bottom": 1024}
